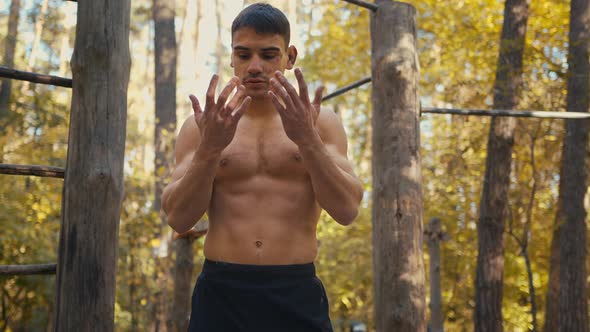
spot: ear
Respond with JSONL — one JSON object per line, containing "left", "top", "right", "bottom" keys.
{"left": 286, "top": 45, "right": 297, "bottom": 70}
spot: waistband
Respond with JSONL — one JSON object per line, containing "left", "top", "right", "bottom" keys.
{"left": 202, "top": 259, "right": 316, "bottom": 282}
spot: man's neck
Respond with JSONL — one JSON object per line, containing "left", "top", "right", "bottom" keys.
{"left": 244, "top": 97, "right": 278, "bottom": 119}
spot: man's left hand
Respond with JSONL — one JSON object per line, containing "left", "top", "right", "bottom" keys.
{"left": 268, "top": 68, "right": 324, "bottom": 146}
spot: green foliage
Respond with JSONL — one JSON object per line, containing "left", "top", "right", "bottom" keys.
{"left": 0, "top": 0, "right": 585, "bottom": 330}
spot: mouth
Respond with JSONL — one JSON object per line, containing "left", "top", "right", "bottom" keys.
{"left": 243, "top": 78, "right": 267, "bottom": 85}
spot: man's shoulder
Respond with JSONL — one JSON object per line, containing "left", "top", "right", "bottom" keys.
{"left": 177, "top": 114, "right": 200, "bottom": 142}
{"left": 317, "top": 108, "right": 344, "bottom": 137}
{"left": 175, "top": 115, "right": 201, "bottom": 161}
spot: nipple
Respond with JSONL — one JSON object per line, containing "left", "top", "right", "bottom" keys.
{"left": 219, "top": 158, "right": 228, "bottom": 167}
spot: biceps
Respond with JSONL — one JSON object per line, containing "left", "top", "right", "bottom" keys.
{"left": 325, "top": 144, "right": 355, "bottom": 176}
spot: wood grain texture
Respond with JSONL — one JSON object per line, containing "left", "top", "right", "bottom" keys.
{"left": 370, "top": 2, "right": 426, "bottom": 331}
{"left": 53, "top": 0, "right": 131, "bottom": 330}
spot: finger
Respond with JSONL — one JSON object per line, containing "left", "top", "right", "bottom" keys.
{"left": 270, "top": 77, "right": 295, "bottom": 112}
{"left": 205, "top": 74, "right": 219, "bottom": 111}
{"left": 267, "top": 90, "right": 286, "bottom": 116}
{"left": 294, "top": 68, "right": 311, "bottom": 106}
{"left": 312, "top": 85, "right": 325, "bottom": 108}
{"left": 225, "top": 85, "right": 246, "bottom": 117}
{"left": 217, "top": 77, "right": 239, "bottom": 108}
{"left": 275, "top": 71, "right": 303, "bottom": 108}
{"left": 231, "top": 96, "right": 252, "bottom": 121}
{"left": 189, "top": 94, "right": 202, "bottom": 116}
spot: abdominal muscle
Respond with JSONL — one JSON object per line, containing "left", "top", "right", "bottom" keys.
{"left": 202, "top": 175, "right": 322, "bottom": 265}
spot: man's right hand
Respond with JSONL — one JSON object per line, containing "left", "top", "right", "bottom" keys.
{"left": 189, "top": 75, "right": 251, "bottom": 155}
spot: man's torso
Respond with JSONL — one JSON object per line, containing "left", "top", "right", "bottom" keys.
{"left": 203, "top": 113, "right": 321, "bottom": 265}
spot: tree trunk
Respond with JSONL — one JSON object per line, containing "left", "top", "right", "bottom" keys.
{"left": 474, "top": 1, "right": 529, "bottom": 331}
{"left": 153, "top": 0, "right": 177, "bottom": 330}
{"left": 558, "top": 0, "right": 590, "bottom": 330}
{"left": 25, "top": 0, "right": 49, "bottom": 72}
{"left": 0, "top": 0, "right": 22, "bottom": 119}
{"left": 370, "top": 2, "right": 426, "bottom": 331}
{"left": 20, "top": 0, "right": 50, "bottom": 94}
{"left": 193, "top": 0, "right": 202, "bottom": 62}
{"left": 153, "top": 0, "right": 177, "bottom": 215}
{"left": 215, "top": 0, "right": 225, "bottom": 82}
{"left": 426, "top": 218, "right": 445, "bottom": 332}
{"left": 167, "top": 238, "right": 195, "bottom": 332}
{"left": 53, "top": 0, "right": 131, "bottom": 330}
{"left": 543, "top": 221, "right": 560, "bottom": 332}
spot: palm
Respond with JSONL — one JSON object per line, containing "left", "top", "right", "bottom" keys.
{"left": 190, "top": 75, "right": 251, "bottom": 153}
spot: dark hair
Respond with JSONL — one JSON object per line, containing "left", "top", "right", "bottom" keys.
{"left": 231, "top": 3, "right": 291, "bottom": 48}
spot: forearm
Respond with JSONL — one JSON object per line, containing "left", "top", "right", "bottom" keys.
{"left": 162, "top": 148, "right": 221, "bottom": 233}
{"left": 298, "top": 134, "right": 363, "bottom": 225}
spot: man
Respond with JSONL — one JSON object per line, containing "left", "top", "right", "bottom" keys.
{"left": 161, "top": 3, "right": 363, "bottom": 331}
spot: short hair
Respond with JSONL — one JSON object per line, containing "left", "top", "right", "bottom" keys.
{"left": 231, "top": 3, "right": 291, "bottom": 48}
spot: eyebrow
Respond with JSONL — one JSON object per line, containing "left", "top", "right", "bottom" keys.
{"left": 233, "top": 46, "right": 282, "bottom": 52}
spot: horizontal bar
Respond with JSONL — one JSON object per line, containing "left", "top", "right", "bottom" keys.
{"left": 0, "top": 263, "right": 56, "bottom": 275}
{"left": 0, "top": 66, "right": 72, "bottom": 88}
{"left": 0, "top": 164, "right": 65, "bottom": 178}
{"left": 341, "top": 0, "right": 378, "bottom": 11}
{"left": 319, "top": 75, "right": 589, "bottom": 120}
{"left": 421, "top": 107, "right": 590, "bottom": 119}
{"left": 322, "top": 76, "right": 372, "bottom": 102}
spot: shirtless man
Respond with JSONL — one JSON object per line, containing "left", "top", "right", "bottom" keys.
{"left": 161, "top": 3, "right": 363, "bottom": 331}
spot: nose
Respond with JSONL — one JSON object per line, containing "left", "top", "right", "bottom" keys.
{"left": 247, "top": 55, "right": 263, "bottom": 75}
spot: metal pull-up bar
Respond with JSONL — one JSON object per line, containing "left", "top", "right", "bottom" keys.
{"left": 323, "top": 76, "right": 590, "bottom": 119}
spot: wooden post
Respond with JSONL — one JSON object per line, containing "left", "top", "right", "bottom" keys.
{"left": 168, "top": 221, "right": 209, "bottom": 332}
{"left": 370, "top": 1, "right": 426, "bottom": 331}
{"left": 558, "top": 0, "right": 590, "bottom": 330}
{"left": 54, "top": 0, "right": 131, "bottom": 331}
{"left": 425, "top": 218, "right": 445, "bottom": 332}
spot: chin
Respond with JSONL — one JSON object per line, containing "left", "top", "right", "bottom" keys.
{"left": 246, "top": 89, "right": 270, "bottom": 99}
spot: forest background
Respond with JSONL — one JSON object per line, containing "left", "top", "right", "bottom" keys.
{"left": 0, "top": 0, "right": 587, "bottom": 331}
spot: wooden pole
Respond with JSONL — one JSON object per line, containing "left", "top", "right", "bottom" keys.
{"left": 0, "top": 66, "right": 72, "bottom": 88}
{"left": 425, "top": 218, "right": 445, "bottom": 332}
{"left": 0, "top": 164, "right": 64, "bottom": 178}
{"left": 53, "top": 0, "right": 131, "bottom": 330}
{"left": 0, "top": 263, "right": 56, "bottom": 275}
{"left": 370, "top": 1, "right": 426, "bottom": 331}
{"left": 558, "top": 0, "right": 590, "bottom": 330}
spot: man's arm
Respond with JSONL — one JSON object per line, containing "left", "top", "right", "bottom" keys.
{"left": 298, "top": 109, "right": 363, "bottom": 225}
{"left": 162, "top": 76, "right": 250, "bottom": 234}
{"left": 161, "top": 117, "right": 220, "bottom": 234}
{"left": 269, "top": 69, "right": 363, "bottom": 226}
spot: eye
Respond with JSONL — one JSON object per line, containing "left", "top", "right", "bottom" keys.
{"left": 262, "top": 53, "right": 277, "bottom": 60}
{"left": 237, "top": 53, "right": 250, "bottom": 60}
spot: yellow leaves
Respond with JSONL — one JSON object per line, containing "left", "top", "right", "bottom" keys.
{"left": 150, "top": 238, "right": 161, "bottom": 249}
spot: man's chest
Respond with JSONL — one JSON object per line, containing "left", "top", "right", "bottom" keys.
{"left": 216, "top": 123, "right": 308, "bottom": 179}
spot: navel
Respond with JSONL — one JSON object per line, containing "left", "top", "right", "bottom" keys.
{"left": 255, "top": 240, "right": 263, "bottom": 248}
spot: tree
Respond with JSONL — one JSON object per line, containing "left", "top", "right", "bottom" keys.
{"left": 0, "top": 0, "right": 21, "bottom": 120}
{"left": 152, "top": 0, "right": 177, "bottom": 330}
{"left": 54, "top": 0, "right": 131, "bottom": 329}
{"left": 371, "top": 2, "right": 426, "bottom": 331}
{"left": 557, "top": 0, "right": 590, "bottom": 330}
{"left": 474, "top": 0, "right": 530, "bottom": 331}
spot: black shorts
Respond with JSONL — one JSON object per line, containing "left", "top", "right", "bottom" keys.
{"left": 188, "top": 259, "right": 333, "bottom": 332}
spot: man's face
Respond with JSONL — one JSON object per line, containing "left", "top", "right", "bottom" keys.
{"left": 231, "top": 27, "right": 296, "bottom": 99}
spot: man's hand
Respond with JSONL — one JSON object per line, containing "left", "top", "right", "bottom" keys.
{"left": 268, "top": 68, "right": 324, "bottom": 146}
{"left": 190, "top": 75, "right": 251, "bottom": 154}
